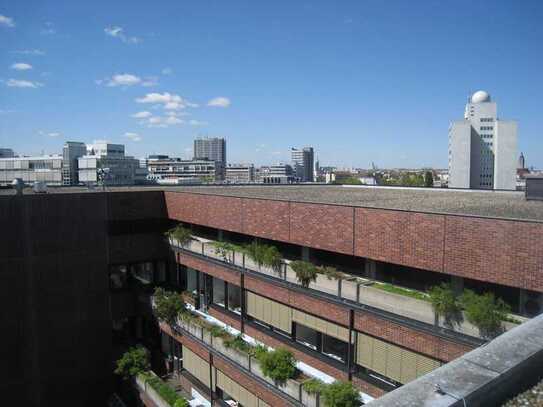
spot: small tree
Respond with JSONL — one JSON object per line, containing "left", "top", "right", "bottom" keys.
{"left": 165, "top": 224, "right": 193, "bottom": 247}
{"left": 321, "top": 381, "right": 362, "bottom": 407}
{"left": 154, "top": 287, "right": 184, "bottom": 326}
{"left": 244, "top": 241, "right": 283, "bottom": 273}
{"left": 428, "top": 283, "right": 462, "bottom": 328}
{"left": 460, "top": 290, "right": 510, "bottom": 338}
{"left": 256, "top": 348, "right": 296, "bottom": 384}
{"left": 115, "top": 346, "right": 150, "bottom": 379}
{"left": 213, "top": 241, "right": 236, "bottom": 263}
{"left": 302, "top": 378, "right": 327, "bottom": 395}
{"left": 290, "top": 260, "right": 318, "bottom": 288}
{"left": 424, "top": 171, "right": 434, "bottom": 187}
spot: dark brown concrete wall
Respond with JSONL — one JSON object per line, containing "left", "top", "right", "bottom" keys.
{"left": 164, "top": 191, "right": 543, "bottom": 292}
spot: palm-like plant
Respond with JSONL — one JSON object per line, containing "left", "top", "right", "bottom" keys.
{"left": 244, "top": 241, "right": 283, "bottom": 273}
{"left": 165, "top": 224, "right": 193, "bottom": 247}
{"left": 290, "top": 260, "right": 318, "bottom": 288}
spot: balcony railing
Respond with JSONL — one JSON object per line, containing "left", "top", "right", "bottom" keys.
{"left": 169, "top": 235, "right": 524, "bottom": 341}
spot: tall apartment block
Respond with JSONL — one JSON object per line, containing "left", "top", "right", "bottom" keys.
{"left": 448, "top": 90, "right": 517, "bottom": 190}
{"left": 2, "top": 185, "right": 542, "bottom": 406}
{"left": 291, "top": 147, "right": 315, "bottom": 182}
{"left": 62, "top": 141, "right": 87, "bottom": 185}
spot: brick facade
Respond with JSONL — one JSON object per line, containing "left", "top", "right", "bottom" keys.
{"left": 177, "top": 252, "right": 241, "bottom": 286}
{"left": 165, "top": 191, "right": 543, "bottom": 292}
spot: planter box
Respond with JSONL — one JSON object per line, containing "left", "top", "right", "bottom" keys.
{"left": 212, "top": 336, "right": 250, "bottom": 369}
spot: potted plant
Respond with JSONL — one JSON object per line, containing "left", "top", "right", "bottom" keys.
{"left": 460, "top": 290, "right": 510, "bottom": 339}
{"left": 165, "top": 224, "right": 193, "bottom": 248}
{"left": 290, "top": 260, "right": 318, "bottom": 288}
{"left": 153, "top": 287, "right": 184, "bottom": 326}
{"left": 428, "top": 283, "right": 462, "bottom": 328}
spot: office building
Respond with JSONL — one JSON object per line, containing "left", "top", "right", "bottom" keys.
{"left": 78, "top": 142, "right": 140, "bottom": 185}
{"left": 263, "top": 163, "right": 295, "bottom": 184}
{"left": 291, "top": 146, "right": 315, "bottom": 182}
{"left": 0, "top": 155, "right": 64, "bottom": 186}
{"left": 1, "top": 185, "right": 542, "bottom": 406}
{"left": 448, "top": 90, "right": 517, "bottom": 190}
{"left": 0, "top": 148, "right": 15, "bottom": 158}
{"left": 194, "top": 137, "right": 226, "bottom": 167}
{"left": 225, "top": 163, "right": 255, "bottom": 183}
{"left": 62, "top": 141, "right": 87, "bottom": 185}
{"left": 147, "top": 156, "right": 224, "bottom": 184}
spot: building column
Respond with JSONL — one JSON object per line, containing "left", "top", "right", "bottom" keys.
{"left": 364, "top": 259, "right": 377, "bottom": 280}
{"left": 301, "top": 246, "right": 311, "bottom": 262}
{"left": 217, "top": 229, "right": 224, "bottom": 242}
{"left": 519, "top": 288, "right": 543, "bottom": 316}
{"left": 451, "top": 276, "right": 464, "bottom": 295}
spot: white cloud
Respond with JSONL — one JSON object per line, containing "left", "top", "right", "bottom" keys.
{"left": 136, "top": 92, "right": 197, "bottom": 110}
{"left": 131, "top": 111, "right": 152, "bottom": 119}
{"left": 123, "top": 132, "right": 142, "bottom": 142}
{"left": 106, "top": 73, "right": 141, "bottom": 87}
{"left": 41, "top": 21, "right": 56, "bottom": 35}
{"left": 207, "top": 96, "right": 231, "bottom": 107}
{"left": 11, "top": 63, "right": 32, "bottom": 71}
{"left": 189, "top": 119, "right": 208, "bottom": 126}
{"left": 104, "top": 26, "right": 140, "bottom": 44}
{"left": 4, "top": 79, "right": 43, "bottom": 88}
{"left": 141, "top": 114, "right": 184, "bottom": 128}
{"left": 161, "top": 67, "right": 173, "bottom": 75}
{"left": 13, "top": 49, "right": 45, "bottom": 56}
{"left": 0, "top": 15, "right": 15, "bottom": 28}
{"left": 38, "top": 130, "right": 61, "bottom": 137}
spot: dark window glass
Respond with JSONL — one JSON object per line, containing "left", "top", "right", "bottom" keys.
{"left": 213, "top": 277, "right": 226, "bottom": 307}
{"left": 322, "top": 334, "right": 348, "bottom": 363}
{"left": 186, "top": 268, "right": 198, "bottom": 294}
{"left": 295, "top": 323, "right": 318, "bottom": 350}
{"left": 227, "top": 284, "right": 241, "bottom": 314}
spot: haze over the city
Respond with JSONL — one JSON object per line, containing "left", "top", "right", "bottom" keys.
{"left": 1, "top": 0, "right": 542, "bottom": 168}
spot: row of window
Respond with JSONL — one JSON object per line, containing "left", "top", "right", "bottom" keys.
{"left": 480, "top": 117, "right": 494, "bottom": 122}
{"left": 480, "top": 126, "right": 494, "bottom": 131}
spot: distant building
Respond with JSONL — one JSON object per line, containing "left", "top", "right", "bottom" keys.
{"left": 0, "top": 155, "right": 64, "bottom": 186}
{"left": 291, "top": 147, "right": 314, "bottom": 182}
{"left": 147, "top": 157, "right": 223, "bottom": 184}
{"left": 254, "top": 166, "right": 270, "bottom": 183}
{"left": 263, "top": 163, "right": 295, "bottom": 184}
{"left": 448, "top": 90, "right": 517, "bottom": 190}
{"left": 226, "top": 163, "right": 255, "bottom": 183}
{"left": 78, "top": 142, "right": 139, "bottom": 186}
{"left": 62, "top": 141, "right": 87, "bottom": 186}
{"left": 0, "top": 148, "right": 15, "bottom": 158}
{"left": 194, "top": 137, "right": 226, "bottom": 172}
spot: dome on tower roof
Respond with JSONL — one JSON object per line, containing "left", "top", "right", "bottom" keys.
{"left": 471, "top": 90, "right": 491, "bottom": 103}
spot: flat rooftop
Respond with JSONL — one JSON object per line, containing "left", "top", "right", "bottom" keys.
{"left": 1, "top": 185, "right": 543, "bottom": 222}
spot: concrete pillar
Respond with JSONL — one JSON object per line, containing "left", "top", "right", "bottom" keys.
{"left": 519, "top": 288, "right": 543, "bottom": 317}
{"left": 451, "top": 275, "right": 464, "bottom": 295}
{"left": 365, "top": 259, "right": 377, "bottom": 280}
{"left": 301, "top": 246, "right": 311, "bottom": 261}
{"left": 217, "top": 229, "right": 224, "bottom": 241}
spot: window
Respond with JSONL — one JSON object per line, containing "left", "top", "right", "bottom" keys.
{"left": 186, "top": 268, "right": 198, "bottom": 294}
{"left": 295, "top": 323, "right": 319, "bottom": 350}
{"left": 227, "top": 284, "right": 242, "bottom": 314}
{"left": 322, "top": 334, "right": 348, "bottom": 363}
{"left": 213, "top": 277, "right": 226, "bottom": 307}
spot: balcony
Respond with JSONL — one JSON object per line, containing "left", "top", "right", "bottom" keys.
{"left": 168, "top": 234, "right": 525, "bottom": 341}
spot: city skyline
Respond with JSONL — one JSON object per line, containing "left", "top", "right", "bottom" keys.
{"left": 1, "top": 1, "right": 543, "bottom": 168}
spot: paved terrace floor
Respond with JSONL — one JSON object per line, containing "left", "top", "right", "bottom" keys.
{"left": 2, "top": 184, "right": 543, "bottom": 222}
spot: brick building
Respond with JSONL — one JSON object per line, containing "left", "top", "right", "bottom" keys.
{"left": 1, "top": 185, "right": 542, "bottom": 406}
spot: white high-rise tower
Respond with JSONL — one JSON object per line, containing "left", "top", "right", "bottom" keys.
{"left": 448, "top": 90, "right": 517, "bottom": 190}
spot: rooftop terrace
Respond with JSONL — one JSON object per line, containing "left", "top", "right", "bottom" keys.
{"left": 2, "top": 184, "right": 543, "bottom": 222}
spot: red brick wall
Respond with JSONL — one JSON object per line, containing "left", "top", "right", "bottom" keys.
{"left": 177, "top": 252, "right": 241, "bottom": 286}
{"left": 209, "top": 306, "right": 242, "bottom": 331}
{"left": 242, "top": 198, "right": 291, "bottom": 241}
{"left": 244, "top": 275, "right": 350, "bottom": 326}
{"left": 444, "top": 217, "right": 543, "bottom": 291}
{"left": 160, "top": 322, "right": 211, "bottom": 362}
{"left": 352, "top": 376, "right": 387, "bottom": 399}
{"left": 290, "top": 202, "right": 355, "bottom": 254}
{"left": 353, "top": 312, "right": 471, "bottom": 362}
{"left": 165, "top": 191, "right": 543, "bottom": 292}
{"left": 355, "top": 208, "right": 445, "bottom": 272}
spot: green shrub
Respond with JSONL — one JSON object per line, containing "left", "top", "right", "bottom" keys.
{"left": 141, "top": 373, "right": 189, "bottom": 406}
{"left": 115, "top": 346, "right": 150, "bottom": 379}
{"left": 321, "top": 381, "right": 363, "bottom": 407}
{"left": 224, "top": 334, "right": 253, "bottom": 354}
{"left": 317, "top": 266, "right": 344, "bottom": 281}
{"left": 165, "top": 224, "right": 193, "bottom": 247}
{"left": 290, "top": 260, "right": 318, "bottom": 288}
{"left": 256, "top": 348, "right": 296, "bottom": 384}
{"left": 154, "top": 287, "right": 184, "bottom": 325}
{"left": 373, "top": 282, "right": 429, "bottom": 302}
{"left": 209, "top": 325, "right": 231, "bottom": 339}
{"left": 302, "top": 378, "right": 327, "bottom": 394}
{"left": 460, "top": 290, "right": 510, "bottom": 338}
{"left": 428, "top": 283, "right": 462, "bottom": 327}
{"left": 213, "top": 241, "right": 238, "bottom": 262}
{"left": 244, "top": 241, "right": 283, "bottom": 273}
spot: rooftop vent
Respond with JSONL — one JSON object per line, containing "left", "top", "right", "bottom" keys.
{"left": 526, "top": 176, "right": 543, "bottom": 201}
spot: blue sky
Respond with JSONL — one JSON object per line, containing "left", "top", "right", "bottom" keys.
{"left": 1, "top": 0, "right": 542, "bottom": 168}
